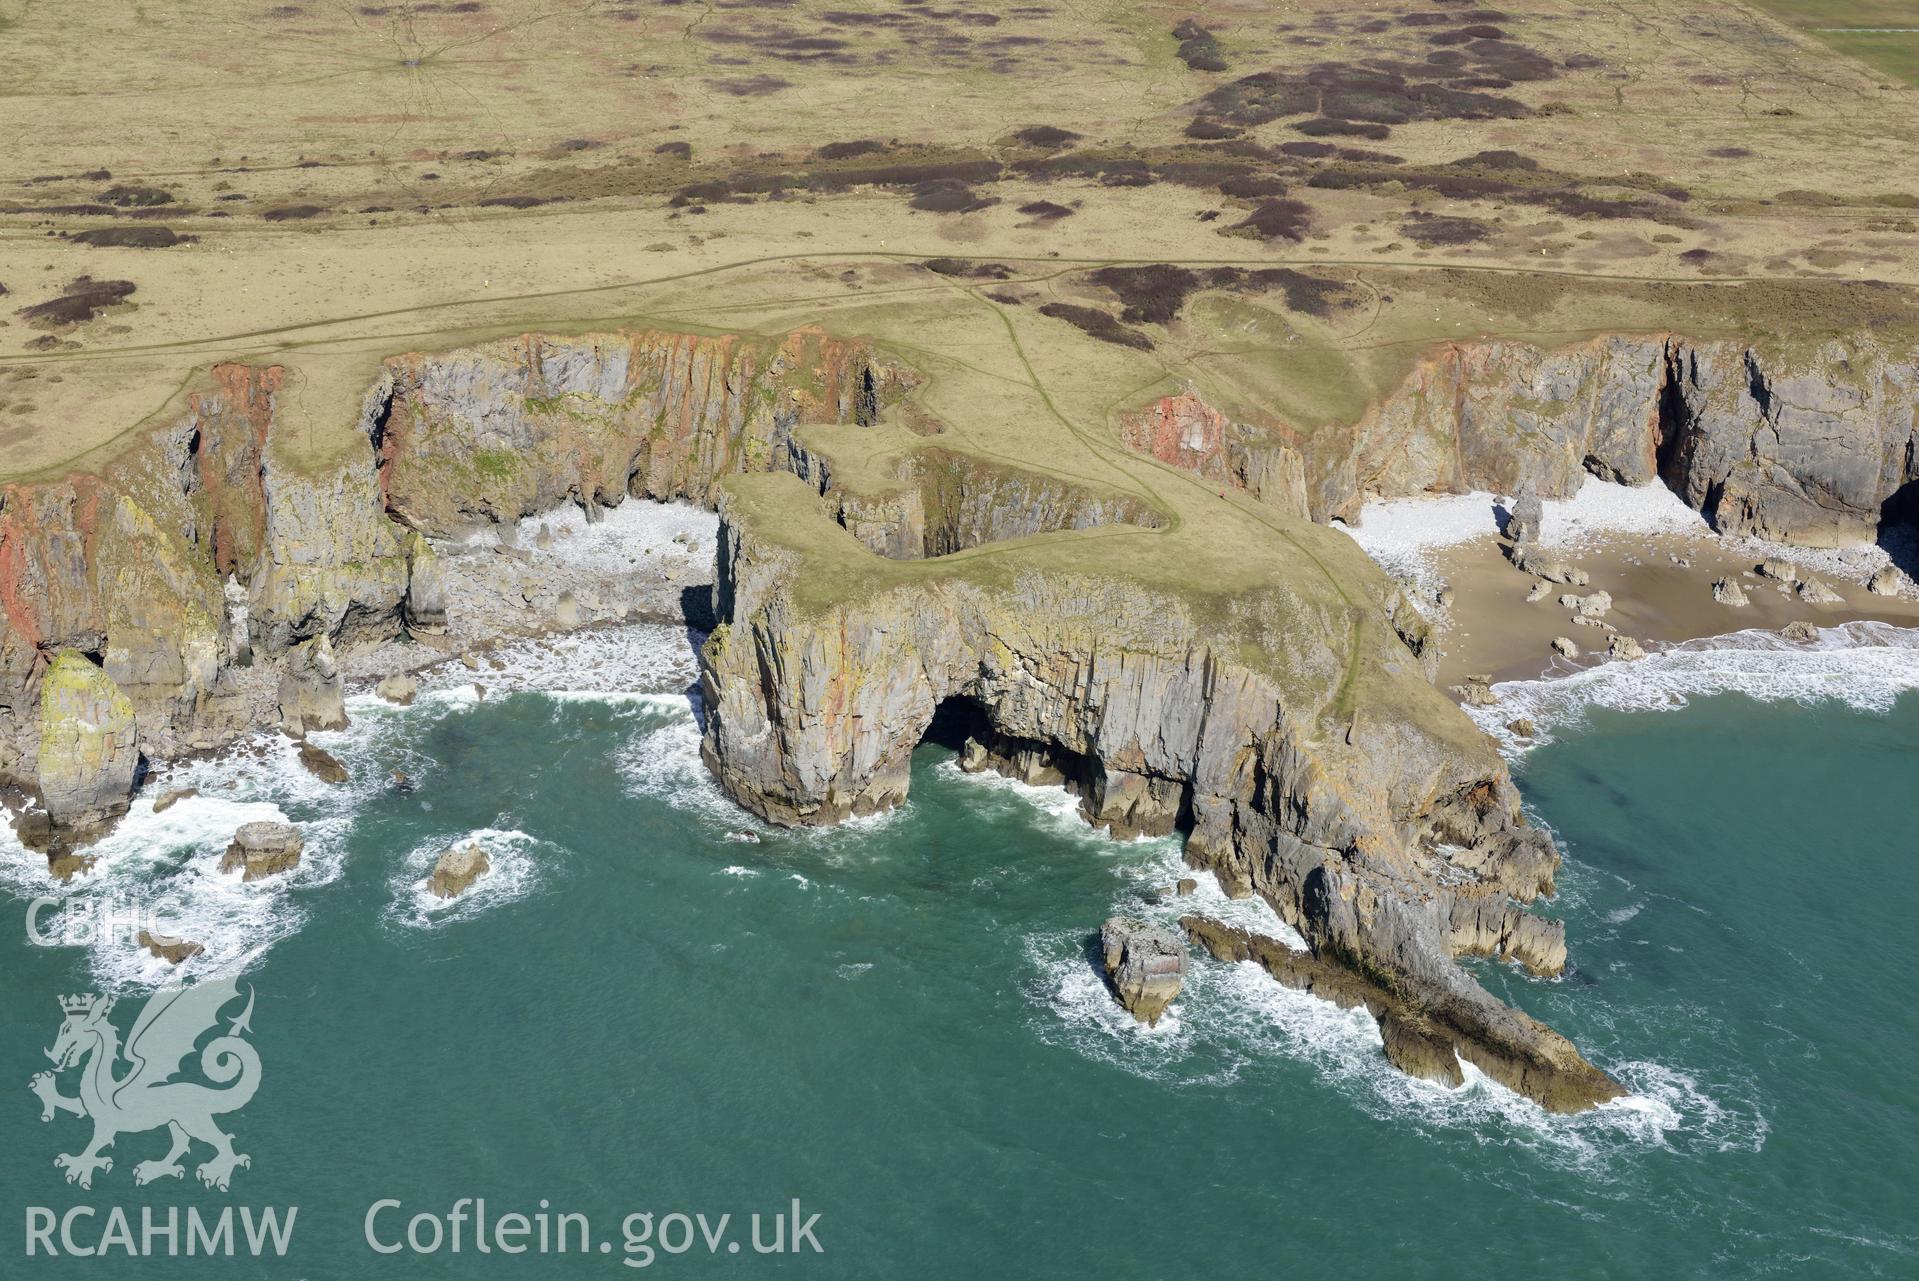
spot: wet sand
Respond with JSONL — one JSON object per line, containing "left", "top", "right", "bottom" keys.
{"left": 1430, "top": 531, "right": 1919, "bottom": 690}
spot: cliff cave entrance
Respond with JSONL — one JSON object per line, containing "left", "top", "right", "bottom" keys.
{"left": 1881, "top": 479, "right": 1919, "bottom": 580}
{"left": 920, "top": 696, "right": 1195, "bottom": 842}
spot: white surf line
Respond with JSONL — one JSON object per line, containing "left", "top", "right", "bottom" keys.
{"left": 1463, "top": 620, "right": 1919, "bottom": 751}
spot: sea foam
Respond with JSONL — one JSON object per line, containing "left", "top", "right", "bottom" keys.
{"left": 1466, "top": 621, "right": 1919, "bottom": 749}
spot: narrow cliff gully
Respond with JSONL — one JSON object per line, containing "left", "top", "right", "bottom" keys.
{"left": 5, "top": 305, "right": 1919, "bottom": 1114}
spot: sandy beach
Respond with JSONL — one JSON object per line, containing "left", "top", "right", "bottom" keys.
{"left": 1335, "top": 482, "right": 1919, "bottom": 693}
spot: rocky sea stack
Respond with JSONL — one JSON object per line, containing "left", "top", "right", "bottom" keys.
{"left": 221, "top": 821, "right": 304, "bottom": 882}
{"left": 429, "top": 843, "right": 491, "bottom": 900}
{"left": 1099, "top": 917, "right": 1187, "bottom": 1026}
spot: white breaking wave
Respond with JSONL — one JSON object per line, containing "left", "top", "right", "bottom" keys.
{"left": 0, "top": 734, "right": 364, "bottom": 992}
{"left": 1465, "top": 621, "right": 1919, "bottom": 749}
{"left": 406, "top": 621, "right": 704, "bottom": 703}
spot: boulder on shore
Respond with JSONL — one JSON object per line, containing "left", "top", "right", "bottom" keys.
{"left": 429, "top": 842, "right": 491, "bottom": 900}
{"left": 1551, "top": 636, "right": 1580, "bottom": 658}
{"left": 1512, "top": 547, "right": 1588, "bottom": 586}
{"left": 1782, "top": 619, "right": 1820, "bottom": 643}
{"left": 277, "top": 634, "right": 346, "bottom": 736}
{"left": 1099, "top": 917, "right": 1187, "bottom": 1026}
{"left": 1796, "top": 576, "right": 1843, "bottom": 605}
{"left": 1504, "top": 483, "right": 1543, "bottom": 547}
{"left": 1712, "top": 577, "right": 1749, "bottom": 607}
{"left": 1449, "top": 674, "right": 1497, "bottom": 707}
{"left": 1757, "top": 557, "right": 1798, "bottom": 583}
{"left": 1606, "top": 635, "right": 1647, "bottom": 661}
{"left": 1867, "top": 566, "right": 1902, "bottom": 597}
{"left": 376, "top": 673, "right": 419, "bottom": 706}
{"left": 136, "top": 930, "right": 204, "bottom": 965}
{"left": 220, "top": 821, "right": 304, "bottom": 881}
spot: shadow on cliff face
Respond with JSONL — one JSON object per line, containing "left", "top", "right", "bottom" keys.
{"left": 1877, "top": 484, "right": 1919, "bottom": 581}
{"left": 679, "top": 584, "right": 714, "bottom": 728}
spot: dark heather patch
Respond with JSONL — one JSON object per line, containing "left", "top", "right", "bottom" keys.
{"left": 262, "top": 204, "right": 324, "bottom": 220}
{"left": 1400, "top": 212, "right": 1491, "bottom": 246}
{"left": 1679, "top": 248, "right": 1712, "bottom": 262}
{"left": 1706, "top": 146, "right": 1751, "bottom": 159}
{"left": 1225, "top": 198, "right": 1313, "bottom": 241}
{"left": 654, "top": 141, "right": 693, "bottom": 159}
{"left": 1295, "top": 118, "right": 1393, "bottom": 139}
{"left": 1279, "top": 141, "right": 1337, "bottom": 158}
{"left": 921, "top": 258, "right": 1013, "bottom": 278}
{"left": 1173, "top": 20, "right": 1228, "bottom": 72}
{"left": 18, "top": 276, "right": 136, "bottom": 327}
{"left": 1452, "top": 148, "right": 1537, "bottom": 170}
{"left": 1017, "top": 200, "right": 1074, "bottom": 219}
{"left": 908, "top": 181, "right": 997, "bottom": 213}
{"left": 806, "top": 158, "right": 1003, "bottom": 194}
{"left": 1013, "top": 125, "right": 1081, "bottom": 149}
{"left": 817, "top": 140, "right": 886, "bottom": 160}
{"left": 67, "top": 227, "right": 192, "bottom": 248}
{"left": 709, "top": 75, "right": 792, "bottom": 96}
{"left": 1194, "top": 42, "right": 1546, "bottom": 136}
{"left": 985, "top": 290, "right": 1023, "bottom": 305}
{"left": 1232, "top": 267, "right": 1355, "bottom": 318}
{"left": 478, "top": 194, "right": 558, "bottom": 208}
{"left": 1218, "top": 174, "right": 1289, "bottom": 199}
{"left": 1089, "top": 265, "right": 1203, "bottom": 324}
{"left": 1562, "top": 52, "right": 1604, "bottom": 70}
{"left": 1185, "top": 118, "right": 1243, "bottom": 140}
{"left": 97, "top": 185, "right": 174, "bottom": 207}
{"left": 1338, "top": 147, "right": 1404, "bottom": 164}
{"left": 1036, "top": 302, "right": 1153, "bottom": 350}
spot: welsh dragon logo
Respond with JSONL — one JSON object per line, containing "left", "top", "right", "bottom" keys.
{"left": 30, "top": 977, "right": 261, "bottom": 1191}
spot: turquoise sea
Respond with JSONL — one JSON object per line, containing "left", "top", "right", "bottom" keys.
{"left": 2, "top": 622, "right": 1916, "bottom": 1277}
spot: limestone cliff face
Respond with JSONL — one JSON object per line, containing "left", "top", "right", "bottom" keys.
{"left": 790, "top": 443, "right": 1164, "bottom": 560}
{"left": 698, "top": 482, "right": 1621, "bottom": 1111}
{"left": 0, "top": 329, "right": 908, "bottom": 840}
{"left": 376, "top": 328, "right": 907, "bottom": 534}
{"left": 1118, "top": 393, "right": 1310, "bottom": 520}
{"left": 1133, "top": 335, "right": 1919, "bottom": 547}
{"left": 35, "top": 650, "right": 139, "bottom": 836}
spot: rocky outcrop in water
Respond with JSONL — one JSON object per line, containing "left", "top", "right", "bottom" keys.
{"left": 699, "top": 477, "right": 1623, "bottom": 1111}
{"left": 136, "top": 930, "right": 205, "bottom": 965}
{"left": 221, "top": 821, "right": 303, "bottom": 881}
{"left": 1099, "top": 917, "right": 1186, "bottom": 1026}
{"left": 429, "top": 843, "right": 490, "bottom": 899}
